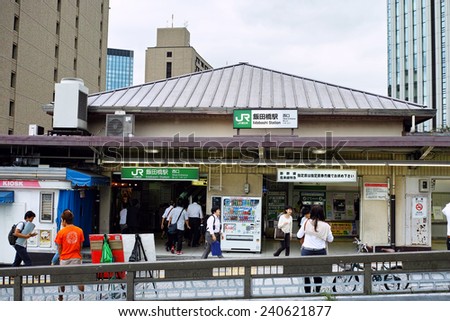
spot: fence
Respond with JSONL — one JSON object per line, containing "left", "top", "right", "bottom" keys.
{"left": 1, "top": 251, "right": 450, "bottom": 301}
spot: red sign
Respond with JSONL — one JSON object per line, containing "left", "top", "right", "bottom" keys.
{"left": 0, "top": 180, "right": 41, "bottom": 188}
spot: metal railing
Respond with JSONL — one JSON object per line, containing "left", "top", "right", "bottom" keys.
{"left": 1, "top": 251, "right": 450, "bottom": 301}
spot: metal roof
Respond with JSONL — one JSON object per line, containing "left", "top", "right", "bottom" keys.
{"left": 88, "top": 63, "right": 433, "bottom": 118}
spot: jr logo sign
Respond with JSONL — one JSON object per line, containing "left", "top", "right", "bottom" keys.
{"left": 233, "top": 110, "right": 252, "bottom": 129}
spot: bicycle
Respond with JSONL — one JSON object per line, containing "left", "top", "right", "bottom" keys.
{"left": 332, "top": 237, "right": 410, "bottom": 293}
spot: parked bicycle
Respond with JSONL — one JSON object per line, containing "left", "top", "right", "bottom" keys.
{"left": 332, "top": 237, "right": 410, "bottom": 293}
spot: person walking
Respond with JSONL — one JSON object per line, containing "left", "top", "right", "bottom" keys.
{"left": 126, "top": 199, "right": 140, "bottom": 234}
{"left": 296, "top": 205, "right": 334, "bottom": 293}
{"left": 273, "top": 205, "right": 293, "bottom": 256}
{"left": 12, "top": 210, "right": 37, "bottom": 267}
{"left": 187, "top": 196, "right": 203, "bottom": 247}
{"left": 201, "top": 206, "right": 224, "bottom": 259}
{"left": 54, "top": 209, "right": 85, "bottom": 300}
{"left": 442, "top": 202, "right": 450, "bottom": 250}
{"left": 167, "top": 198, "right": 190, "bottom": 255}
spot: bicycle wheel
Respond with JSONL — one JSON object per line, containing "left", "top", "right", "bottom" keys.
{"left": 332, "top": 275, "right": 358, "bottom": 293}
{"left": 383, "top": 267, "right": 409, "bottom": 291}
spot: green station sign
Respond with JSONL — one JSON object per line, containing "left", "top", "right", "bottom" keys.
{"left": 121, "top": 167, "right": 199, "bottom": 181}
{"left": 233, "top": 109, "right": 298, "bottom": 129}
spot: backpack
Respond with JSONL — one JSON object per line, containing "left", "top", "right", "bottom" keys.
{"left": 8, "top": 223, "right": 18, "bottom": 246}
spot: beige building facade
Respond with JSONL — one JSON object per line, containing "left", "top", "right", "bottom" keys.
{"left": 0, "top": 0, "right": 109, "bottom": 135}
{"left": 81, "top": 63, "right": 448, "bottom": 251}
{"left": 145, "top": 27, "right": 212, "bottom": 82}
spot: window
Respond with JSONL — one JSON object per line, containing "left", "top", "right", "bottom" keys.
{"left": 40, "top": 192, "right": 54, "bottom": 223}
{"left": 166, "top": 62, "right": 172, "bottom": 78}
{"left": 166, "top": 51, "right": 172, "bottom": 58}
{"left": 55, "top": 45, "right": 59, "bottom": 58}
{"left": 13, "top": 16, "right": 19, "bottom": 31}
{"left": 9, "top": 101, "right": 15, "bottom": 117}
{"left": 73, "top": 58, "right": 77, "bottom": 70}
{"left": 10, "top": 72, "right": 16, "bottom": 88}
{"left": 74, "top": 37, "right": 78, "bottom": 49}
{"left": 12, "top": 43, "right": 17, "bottom": 59}
{"left": 54, "top": 68, "right": 58, "bottom": 82}
{"left": 56, "top": 21, "right": 60, "bottom": 35}
{"left": 75, "top": 16, "right": 79, "bottom": 28}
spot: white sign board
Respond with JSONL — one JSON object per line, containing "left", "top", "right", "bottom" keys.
{"left": 364, "top": 183, "right": 389, "bottom": 200}
{"left": 277, "top": 169, "right": 357, "bottom": 183}
{"left": 412, "top": 196, "right": 428, "bottom": 218}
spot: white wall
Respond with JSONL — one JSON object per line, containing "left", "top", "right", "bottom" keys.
{"left": 0, "top": 189, "right": 59, "bottom": 265}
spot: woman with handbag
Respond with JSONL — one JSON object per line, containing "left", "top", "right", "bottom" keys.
{"left": 201, "top": 206, "right": 224, "bottom": 259}
{"left": 296, "top": 205, "right": 334, "bottom": 293}
{"left": 273, "top": 205, "right": 293, "bottom": 256}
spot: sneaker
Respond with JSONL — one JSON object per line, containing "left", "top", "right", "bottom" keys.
{"left": 171, "top": 246, "right": 174, "bottom": 254}
{"left": 176, "top": 251, "right": 183, "bottom": 255}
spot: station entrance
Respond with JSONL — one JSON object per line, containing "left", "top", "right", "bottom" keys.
{"left": 109, "top": 174, "right": 206, "bottom": 234}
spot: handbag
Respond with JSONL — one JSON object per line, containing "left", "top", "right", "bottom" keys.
{"left": 168, "top": 209, "right": 183, "bottom": 234}
{"left": 274, "top": 225, "right": 285, "bottom": 240}
{"left": 211, "top": 240, "right": 222, "bottom": 256}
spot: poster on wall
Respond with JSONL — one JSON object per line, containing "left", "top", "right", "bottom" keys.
{"left": 412, "top": 196, "right": 428, "bottom": 218}
{"left": 364, "top": 183, "right": 389, "bottom": 200}
{"left": 39, "top": 229, "right": 52, "bottom": 248}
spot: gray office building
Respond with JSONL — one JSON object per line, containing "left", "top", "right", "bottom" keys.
{"left": 387, "top": 0, "right": 450, "bottom": 131}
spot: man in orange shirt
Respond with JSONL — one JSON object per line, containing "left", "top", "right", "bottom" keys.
{"left": 54, "top": 209, "right": 85, "bottom": 300}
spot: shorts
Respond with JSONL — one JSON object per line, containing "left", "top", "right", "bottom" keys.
{"left": 60, "top": 258, "right": 82, "bottom": 265}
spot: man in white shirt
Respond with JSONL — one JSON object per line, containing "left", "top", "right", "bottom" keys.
{"left": 201, "top": 206, "right": 223, "bottom": 259}
{"left": 442, "top": 202, "right": 450, "bottom": 250}
{"left": 119, "top": 207, "right": 128, "bottom": 233}
{"left": 187, "top": 197, "right": 203, "bottom": 247}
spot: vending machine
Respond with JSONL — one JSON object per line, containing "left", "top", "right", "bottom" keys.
{"left": 220, "top": 196, "right": 262, "bottom": 253}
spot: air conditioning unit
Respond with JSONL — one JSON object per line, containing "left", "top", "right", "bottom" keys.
{"left": 106, "top": 114, "right": 135, "bottom": 137}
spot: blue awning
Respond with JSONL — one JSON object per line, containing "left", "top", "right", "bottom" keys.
{"left": 0, "top": 191, "right": 14, "bottom": 203}
{"left": 66, "top": 169, "right": 110, "bottom": 187}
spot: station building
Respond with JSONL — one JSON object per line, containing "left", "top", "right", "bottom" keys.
{"left": 1, "top": 63, "right": 449, "bottom": 263}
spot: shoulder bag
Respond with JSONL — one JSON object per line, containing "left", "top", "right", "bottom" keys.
{"left": 168, "top": 209, "right": 183, "bottom": 234}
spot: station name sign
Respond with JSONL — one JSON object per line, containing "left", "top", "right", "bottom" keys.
{"left": 121, "top": 167, "right": 199, "bottom": 181}
{"left": 233, "top": 109, "right": 298, "bottom": 129}
{"left": 277, "top": 169, "right": 357, "bottom": 183}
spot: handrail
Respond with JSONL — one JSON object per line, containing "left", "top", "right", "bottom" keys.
{"left": 1, "top": 251, "right": 450, "bottom": 301}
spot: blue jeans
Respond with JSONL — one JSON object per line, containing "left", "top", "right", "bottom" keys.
{"left": 12, "top": 244, "right": 32, "bottom": 267}
{"left": 301, "top": 246, "right": 327, "bottom": 293}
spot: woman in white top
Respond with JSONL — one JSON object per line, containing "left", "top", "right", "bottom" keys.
{"left": 296, "top": 205, "right": 333, "bottom": 293}
{"left": 273, "top": 205, "right": 293, "bottom": 256}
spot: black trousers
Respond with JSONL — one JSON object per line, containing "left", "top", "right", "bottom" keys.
{"left": 273, "top": 233, "right": 290, "bottom": 256}
{"left": 189, "top": 217, "right": 201, "bottom": 246}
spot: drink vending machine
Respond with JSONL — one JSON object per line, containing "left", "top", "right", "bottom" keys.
{"left": 220, "top": 196, "right": 262, "bottom": 253}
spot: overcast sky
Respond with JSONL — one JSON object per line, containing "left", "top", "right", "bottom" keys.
{"left": 108, "top": 0, "right": 387, "bottom": 95}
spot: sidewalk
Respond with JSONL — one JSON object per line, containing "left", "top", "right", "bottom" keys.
{"left": 154, "top": 236, "right": 448, "bottom": 261}
{"left": 154, "top": 236, "right": 357, "bottom": 260}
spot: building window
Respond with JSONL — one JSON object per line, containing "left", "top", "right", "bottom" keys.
{"left": 8, "top": 129, "right": 14, "bottom": 135}
{"left": 73, "top": 58, "right": 77, "bottom": 70}
{"left": 9, "top": 101, "right": 15, "bottom": 117}
{"left": 167, "top": 51, "right": 172, "bottom": 58}
{"left": 54, "top": 68, "right": 58, "bottom": 82}
{"left": 56, "top": 21, "right": 60, "bottom": 35}
{"left": 166, "top": 62, "right": 172, "bottom": 78}
{"left": 12, "top": 43, "right": 18, "bottom": 59}
{"left": 75, "top": 16, "right": 79, "bottom": 28}
{"left": 10, "top": 72, "right": 16, "bottom": 88}
{"left": 57, "top": 0, "right": 61, "bottom": 12}
{"left": 74, "top": 37, "right": 78, "bottom": 49}
{"left": 55, "top": 45, "right": 59, "bottom": 58}
{"left": 40, "top": 192, "right": 54, "bottom": 223}
{"left": 13, "top": 16, "right": 19, "bottom": 31}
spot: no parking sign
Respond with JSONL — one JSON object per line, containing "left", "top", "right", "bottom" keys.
{"left": 413, "top": 196, "right": 428, "bottom": 218}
